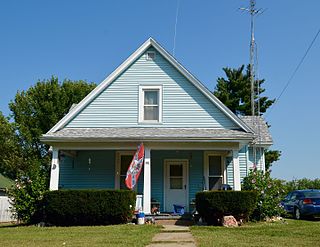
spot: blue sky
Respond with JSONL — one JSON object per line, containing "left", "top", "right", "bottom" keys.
{"left": 0, "top": 0, "right": 319, "bottom": 180}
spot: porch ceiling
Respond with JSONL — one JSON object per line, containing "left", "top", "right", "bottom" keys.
{"left": 41, "top": 127, "right": 253, "bottom": 142}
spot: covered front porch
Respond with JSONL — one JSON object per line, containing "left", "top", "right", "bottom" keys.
{"left": 49, "top": 142, "right": 243, "bottom": 214}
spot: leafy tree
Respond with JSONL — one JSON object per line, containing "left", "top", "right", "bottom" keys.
{"left": 5, "top": 77, "right": 96, "bottom": 177}
{"left": 3, "top": 77, "right": 96, "bottom": 223}
{"left": 214, "top": 65, "right": 280, "bottom": 169}
{"left": 214, "top": 65, "right": 275, "bottom": 116}
{"left": 0, "top": 112, "right": 24, "bottom": 179}
{"left": 10, "top": 77, "right": 96, "bottom": 157}
{"left": 265, "top": 150, "right": 281, "bottom": 171}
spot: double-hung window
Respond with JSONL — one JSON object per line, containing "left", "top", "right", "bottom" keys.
{"left": 139, "top": 86, "right": 162, "bottom": 123}
{"left": 204, "top": 152, "right": 225, "bottom": 190}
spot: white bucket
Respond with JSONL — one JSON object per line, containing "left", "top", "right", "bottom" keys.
{"left": 136, "top": 212, "right": 145, "bottom": 225}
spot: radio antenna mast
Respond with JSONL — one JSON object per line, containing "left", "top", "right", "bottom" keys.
{"left": 240, "top": 0, "right": 262, "bottom": 116}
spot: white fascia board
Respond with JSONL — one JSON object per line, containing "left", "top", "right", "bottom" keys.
{"left": 48, "top": 38, "right": 154, "bottom": 133}
{"left": 48, "top": 37, "right": 253, "bottom": 134}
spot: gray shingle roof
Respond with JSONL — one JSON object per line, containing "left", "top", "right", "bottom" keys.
{"left": 42, "top": 127, "right": 253, "bottom": 142}
{"left": 240, "top": 116, "right": 273, "bottom": 145}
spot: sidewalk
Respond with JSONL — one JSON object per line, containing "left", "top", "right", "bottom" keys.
{"left": 147, "top": 225, "right": 196, "bottom": 247}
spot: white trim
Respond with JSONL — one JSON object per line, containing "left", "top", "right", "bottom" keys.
{"left": 143, "top": 147, "right": 151, "bottom": 214}
{"left": 138, "top": 85, "right": 163, "bottom": 123}
{"left": 223, "top": 157, "right": 227, "bottom": 184}
{"left": 232, "top": 149, "right": 241, "bottom": 191}
{"left": 260, "top": 148, "right": 266, "bottom": 172}
{"left": 49, "top": 148, "right": 60, "bottom": 190}
{"left": 115, "top": 151, "right": 135, "bottom": 189}
{"left": 46, "top": 37, "right": 253, "bottom": 134}
{"left": 163, "top": 159, "right": 189, "bottom": 212}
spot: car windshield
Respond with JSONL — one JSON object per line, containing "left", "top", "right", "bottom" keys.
{"left": 303, "top": 192, "right": 320, "bottom": 198}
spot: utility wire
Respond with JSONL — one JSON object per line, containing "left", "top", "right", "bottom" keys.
{"left": 173, "top": 0, "right": 180, "bottom": 57}
{"left": 267, "top": 27, "right": 320, "bottom": 117}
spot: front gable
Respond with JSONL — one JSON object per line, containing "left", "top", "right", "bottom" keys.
{"left": 48, "top": 38, "right": 252, "bottom": 133}
{"left": 66, "top": 47, "right": 238, "bottom": 129}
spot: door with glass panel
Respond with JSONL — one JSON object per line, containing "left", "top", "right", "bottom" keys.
{"left": 164, "top": 160, "right": 188, "bottom": 212}
{"left": 116, "top": 152, "right": 134, "bottom": 190}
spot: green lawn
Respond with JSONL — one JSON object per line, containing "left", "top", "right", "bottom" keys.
{"left": 0, "top": 224, "right": 161, "bottom": 247}
{"left": 191, "top": 219, "right": 320, "bottom": 247}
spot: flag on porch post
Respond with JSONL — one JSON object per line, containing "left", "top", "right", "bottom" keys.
{"left": 125, "top": 143, "right": 145, "bottom": 190}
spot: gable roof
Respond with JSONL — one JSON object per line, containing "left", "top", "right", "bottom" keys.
{"left": 240, "top": 116, "right": 273, "bottom": 146}
{"left": 47, "top": 38, "right": 253, "bottom": 134}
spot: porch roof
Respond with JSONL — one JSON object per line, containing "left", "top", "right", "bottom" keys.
{"left": 239, "top": 116, "right": 273, "bottom": 146}
{"left": 41, "top": 127, "right": 254, "bottom": 142}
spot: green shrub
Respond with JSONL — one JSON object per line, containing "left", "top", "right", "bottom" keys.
{"left": 195, "top": 191, "right": 258, "bottom": 225}
{"left": 41, "top": 189, "right": 136, "bottom": 226}
{"left": 242, "top": 168, "right": 285, "bottom": 220}
{"left": 8, "top": 169, "right": 48, "bottom": 224}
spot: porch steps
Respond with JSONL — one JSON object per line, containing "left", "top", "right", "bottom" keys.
{"left": 146, "top": 213, "right": 194, "bottom": 226}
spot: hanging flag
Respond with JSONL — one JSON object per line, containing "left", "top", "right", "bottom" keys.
{"left": 125, "top": 143, "right": 145, "bottom": 190}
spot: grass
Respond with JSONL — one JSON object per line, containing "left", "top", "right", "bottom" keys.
{"left": 191, "top": 219, "right": 320, "bottom": 247}
{"left": 0, "top": 224, "right": 161, "bottom": 247}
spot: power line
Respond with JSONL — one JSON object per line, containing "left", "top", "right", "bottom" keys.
{"left": 173, "top": 0, "right": 180, "bottom": 57}
{"left": 267, "top": 27, "right": 320, "bottom": 117}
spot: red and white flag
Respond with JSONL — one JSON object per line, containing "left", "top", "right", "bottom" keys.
{"left": 125, "top": 143, "right": 145, "bottom": 190}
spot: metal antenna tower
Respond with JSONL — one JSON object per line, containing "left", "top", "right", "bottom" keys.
{"left": 240, "top": 0, "right": 263, "bottom": 117}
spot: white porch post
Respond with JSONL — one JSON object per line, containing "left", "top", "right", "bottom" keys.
{"left": 49, "top": 147, "right": 60, "bottom": 191}
{"left": 143, "top": 147, "right": 151, "bottom": 214}
{"left": 233, "top": 149, "right": 241, "bottom": 191}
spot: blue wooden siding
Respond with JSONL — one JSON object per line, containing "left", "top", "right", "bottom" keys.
{"left": 66, "top": 47, "right": 238, "bottom": 129}
{"left": 151, "top": 150, "right": 203, "bottom": 212}
{"left": 59, "top": 150, "right": 115, "bottom": 189}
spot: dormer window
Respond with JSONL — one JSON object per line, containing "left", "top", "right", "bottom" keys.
{"left": 146, "top": 51, "right": 156, "bottom": 61}
{"left": 139, "top": 85, "right": 162, "bottom": 123}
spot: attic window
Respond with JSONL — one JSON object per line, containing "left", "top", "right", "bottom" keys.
{"left": 139, "top": 85, "right": 162, "bottom": 123}
{"left": 146, "top": 51, "right": 156, "bottom": 61}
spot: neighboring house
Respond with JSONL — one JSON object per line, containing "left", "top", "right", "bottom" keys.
{"left": 41, "top": 38, "right": 272, "bottom": 214}
{"left": 0, "top": 174, "right": 14, "bottom": 222}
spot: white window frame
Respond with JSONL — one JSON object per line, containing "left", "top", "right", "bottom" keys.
{"left": 139, "top": 85, "right": 163, "bottom": 123}
{"left": 146, "top": 51, "right": 156, "bottom": 61}
{"left": 203, "top": 151, "right": 227, "bottom": 191}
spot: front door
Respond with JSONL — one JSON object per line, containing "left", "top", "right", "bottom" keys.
{"left": 164, "top": 160, "right": 188, "bottom": 212}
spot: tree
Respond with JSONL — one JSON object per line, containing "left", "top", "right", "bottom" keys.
{"left": 214, "top": 65, "right": 275, "bottom": 116}
{"left": 265, "top": 150, "right": 281, "bottom": 171}
{"left": 0, "top": 112, "right": 25, "bottom": 179}
{"left": 6, "top": 77, "right": 96, "bottom": 177}
{"left": 214, "top": 65, "right": 280, "bottom": 169}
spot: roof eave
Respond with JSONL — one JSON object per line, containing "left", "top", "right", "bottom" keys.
{"left": 41, "top": 136, "right": 254, "bottom": 144}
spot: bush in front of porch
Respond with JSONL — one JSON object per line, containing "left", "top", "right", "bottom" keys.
{"left": 196, "top": 191, "right": 258, "bottom": 225}
{"left": 40, "top": 189, "right": 136, "bottom": 226}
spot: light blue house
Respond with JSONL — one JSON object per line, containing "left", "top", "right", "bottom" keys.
{"left": 41, "top": 38, "right": 272, "bottom": 214}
